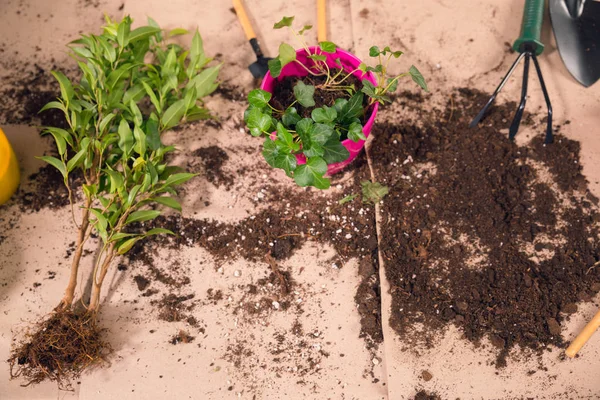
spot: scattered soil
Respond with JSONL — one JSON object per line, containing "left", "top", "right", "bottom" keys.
{"left": 19, "top": 165, "right": 82, "bottom": 212}
{"left": 9, "top": 310, "right": 108, "bottom": 389}
{"left": 414, "top": 390, "right": 442, "bottom": 400}
{"left": 170, "top": 330, "right": 195, "bottom": 345}
{"left": 372, "top": 88, "right": 600, "bottom": 367}
{"left": 190, "top": 145, "right": 234, "bottom": 189}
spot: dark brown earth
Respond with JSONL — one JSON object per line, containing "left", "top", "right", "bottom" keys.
{"left": 190, "top": 145, "right": 234, "bottom": 189}
{"left": 371, "top": 88, "right": 600, "bottom": 367}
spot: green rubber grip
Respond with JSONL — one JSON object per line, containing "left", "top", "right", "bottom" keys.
{"left": 512, "top": 0, "right": 545, "bottom": 55}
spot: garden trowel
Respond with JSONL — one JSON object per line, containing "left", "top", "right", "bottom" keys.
{"left": 549, "top": 0, "right": 600, "bottom": 87}
{"left": 232, "top": 0, "right": 272, "bottom": 79}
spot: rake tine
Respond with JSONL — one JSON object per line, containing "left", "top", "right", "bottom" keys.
{"left": 531, "top": 53, "right": 554, "bottom": 144}
{"left": 470, "top": 52, "right": 527, "bottom": 128}
{"left": 509, "top": 52, "right": 531, "bottom": 141}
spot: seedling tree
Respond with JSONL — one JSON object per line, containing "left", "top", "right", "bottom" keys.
{"left": 10, "top": 16, "right": 219, "bottom": 385}
{"left": 244, "top": 16, "right": 428, "bottom": 189}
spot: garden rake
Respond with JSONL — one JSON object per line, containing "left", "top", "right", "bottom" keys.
{"left": 470, "top": 0, "right": 554, "bottom": 144}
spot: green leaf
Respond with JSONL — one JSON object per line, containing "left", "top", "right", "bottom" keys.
{"left": 190, "top": 31, "right": 205, "bottom": 65}
{"left": 339, "top": 193, "right": 358, "bottom": 205}
{"left": 99, "top": 113, "right": 116, "bottom": 134}
{"left": 117, "top": 237, "right": 142, "bottom": 255}
{"left": 308, "top": 54, "right": 327, "bottom": 62}
{"left": 90, "top": 208, "right": 108, "bottom": 232}
{"left": 129, "top": 100, "right": 143, "bottom": 126}
{"left": 322, "top": 137, "right": 350, "bottom": 164}
{"left": 293, "top": 81, "right": 315, "bottom": 108}
{"left": 163, "top": 172, "right": 196, "bottom": 187}
{"left": 268, "top": 58, "right": 282, "bottom": 78}
{"left": 106, "top": 169, "right": 124, "bottom": 193}
{"left": 361, "top": 181, "right": 389, "bottom": 204}
{"left": 347, "top": 122, "right": 366, "bottom": 142}
{"left": 248, "top": 89, "right": 272, "bottom": 109}
{"left": 409, "top": 65, "right": 428, "bottom": 92}
{"left": 361, "top": 80, "right": 378, "bottom": 98}
{"left": 51, "top": 71, "right": 74, "bottom": 103}
{"left": 110, "top": 232, "right": 137, "bottom": 242}
{"left": 66, "top": 148, "right": 87, "bottom": 172}
{"left": 145, "top": 228, "right": 175, "bottom": 237}
{"left": 311, "top": 123, "right": 334, "bottom": 145}
{"left": 282, "top": 107, "right": 301, "bottom": 127}
{"left": 273, "top": 16, "right": 294, "bottom": 29}
{"left": 184, "top": 86, "right": 198, "bottom": 111}
{"left": 106, "top": 63, "right": 134, "bottom": 90}
{"left": 278, "top": 43, "right": 296, "bottom": 67}
{"left": 39, "top": 101, "right": 67, "bottom": 114}
{"left": 37, "top": 156, "right": 66, "bottom": 178}
{"left": 333, "top": 98, "right": 348, "bottom": 115}
{"left": 129, "top": 26, "right": 161, "bottom": 43}
{"left": 117, "top": 19, "right": 130, "bottom": 47}
{"left": 161, "top": 99, "right": 186, "bottom": 130}
{"left": 72, "top": 46, "right": 93, "bottom": 59}
{"left": 47, "top": 130, "right": 67, "bottom": 156}
{"left": 142, "top": 81, "right": 161, "bottom": 113}
{"left": 293, "top": 157, "right": 330, "bottom": 189}
{"left": 126, "top": 210, "right": 161, "bottom": 225}
{"left": 189, "top": 64, "right": 220, "bottom": 98}
{"left": 311, "top": 106, "right": 337, "bottom": 123}
{"left": 133, "top": 126, "right": 147, "bottom": 155}
{"left": 118, "top": 119, "right": 134, "bottom": 154}
{"left": 146, "top": 116, "right": 161, "bottom": 150}
{"left": 123, "top": 84, "right": 146, "bottom": 105}
{"left": 319, "top": 41, "right": 337, "bottom": 53}
{"left": 169, "top": 28, "right": 189, "bottom": 37}
{"left": 153, "top": 196, "right": 182, "bottom": 212}
{"left": 369, "top": 46, "right": 381, "bottom": 57}
{"left": 387, "top": 77, "right": 399, "bottom": 93}
{"left": 127, "top": 184, "right": 141, "bottom": 207}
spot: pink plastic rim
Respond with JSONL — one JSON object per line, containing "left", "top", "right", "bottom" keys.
{"left": 260, "top": 46, "right": 379, "bottom": 176}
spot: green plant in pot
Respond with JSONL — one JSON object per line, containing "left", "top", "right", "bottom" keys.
{"left": 9, "top": 16, "right": 220, "bottom": 387}
{"left": 244, "top": 16, "right": 428, "bottom": 189}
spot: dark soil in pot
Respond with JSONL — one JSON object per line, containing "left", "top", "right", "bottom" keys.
{"left": 371, "top": 88, "right": 600, "bottom": 367}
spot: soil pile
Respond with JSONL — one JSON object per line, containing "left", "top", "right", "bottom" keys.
{"left": 372, "top": 89, "right": 600, "bottom": 366}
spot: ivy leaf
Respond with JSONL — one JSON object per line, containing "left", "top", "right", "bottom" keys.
{"left": 293, "top": 81, "right": 315, "bottom": 108}
{"left": 276, "top": 123, "right": 299, "bottom": 152}
{"left": 274, "top": 153, "right": 297, "bottom": 177}
{"left": 282, "top": 107, "right": 301, "bottom": 127}
{"left": 347, "top": 122, "right": 366, "bottom": 142}
{"left": 311, "top": 123, "right": 334, "bottom": 145}
{"left": 339, "top": 193, "right": 358, "bottom": 205}
{"left": 369, "top": 46, "right": 381, "bottom": 57}
{"left": 333, "top": 98, "right": 347, "bottom": 115}
{"left": 361, "top": 80, "right": 378, "bottom": 98}
{"left": 246, "top": 107, "right": 273, "bottom": 134}
{"left": 37, "top": 156, "right": 66, "bottom": 179}
{"left": 262, "top": 138, "right": 279, "bottom": 168}
{"left": 319, "top": 41, "right": 337, "bottom": 53}
{"left": 248, "top": 89, "right": 272, "bottom": 109}
{"left": 322, "top": 137, "right": 350, "bottom": 164}
{"left": 311, "top": 106, "right": 337, "bottom": 123}
{"left": 273, "top": 16, "right": 294, "bottom": 29}
{"left": 308, "top": 54, "right": 327, "bottom": 62}
{"left": 126, "top": 210, "right": 161, "bottom": 225}
{"left": 278, "top": 43, "right": 296, "bottom": 68}
{"left": 293, "top": 157, "right": 330, "bottom": 189}
{"left": 361, "top": 181, "right": 389, "bottom": 204}
{"left": 409, "top": 65, "right": 428, "bottom": 92}
{"left": 387, "top": 77, "right": 399, "bottom": 93}
{"left": 268, "top": 58, "right": 282, "bottom": 78}
{"left": 299, "top": 25, "right": 313, "bottom": 34}
{"left": 338, "top": 92, "right": 364, "bottom": 124}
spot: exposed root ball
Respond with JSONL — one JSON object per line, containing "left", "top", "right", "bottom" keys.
{"left": 9, "top": 310, "right": 109, "bottom": 388}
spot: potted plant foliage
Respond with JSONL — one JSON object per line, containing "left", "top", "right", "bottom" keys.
{"left": 9, "top": 15, "right": 220, "bottom": 387}
{"left": 244, "top": 16, "right": 428, "bottom": 189}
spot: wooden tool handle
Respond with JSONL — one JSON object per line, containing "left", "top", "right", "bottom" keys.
{"left": 232, "top": 0, "right": 256, "bottom": 40}
{"left": 566, "top": 309, "right": 600, "bottom": 358}
{"left": 317, "top": 0, "right": 327, "bottom": 42}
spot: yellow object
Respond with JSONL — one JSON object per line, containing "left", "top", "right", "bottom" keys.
{"left": 0, "top": 127, "right": 20, "bottom": 205}
{"left": 232, "top": 0, "right": 257, "bottom": 40}
{"left": 317, "top": 0, "right": 327, "bottom": 42}
{"left": 566, "top": 308, "right": 600, "bottom": 358}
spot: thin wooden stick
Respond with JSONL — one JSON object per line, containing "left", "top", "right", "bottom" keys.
{"left": 565, "top": 309, "right": 600, "bottom": 358}
{"left": 317, "top": 0, "right": 327, "bottom": 42}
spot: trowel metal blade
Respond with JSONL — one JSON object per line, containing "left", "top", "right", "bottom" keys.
{"left": 549, "top": 0, "right": 600, "bottom": 87}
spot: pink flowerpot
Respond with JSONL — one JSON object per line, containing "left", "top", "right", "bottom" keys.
{"left": 260, "top": 46, "right": 379, "bottom": 176}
